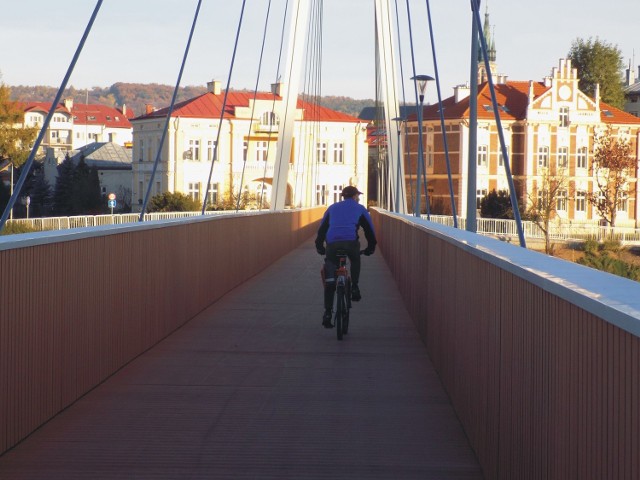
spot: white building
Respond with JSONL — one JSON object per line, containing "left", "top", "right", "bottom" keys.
{"left": 130, "top": 81, "right": 368, "bottom": 211}
{"left": 21, "top": 99, "right": 133, "bottom": 156}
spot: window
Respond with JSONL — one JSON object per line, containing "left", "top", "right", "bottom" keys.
{"left": 243, "top": 141, "right": 248, "bottom": 162}
{"left": 138, "top": 181, "right": 144, "bottom": 203}
{"left": 618, "top": 191, "right": 629, "bottom": 212}
{"left": 498, "top": 147, "right": 509, "bottom": 167}
{"left": 188, "top": 182, "right": 200, "bottom": 201}
{"left": 187, "top": 139, "right": 200, "bottom": 161}
{"left": 207, "top": 140, "right": 216, "bottom": 161}
{"left": 332, "top": 184, "right": 343, "bottom": 204}
{"left": 476, "top": 188, "right": 487, "bottom": 209}
{"left": 426, "top": 145, "right": 434, "bottom": 167}
{"left": 557, "top": 147, "right": 568, "bottom": 168}
{"left": 317, "top": 142, "right": 327, "bottom": 163}
{"left": 109, "top": 133, "right": 115, "bottom": 142}
{"left": 139, "top": 139, "right": 144, "bottom": 162}
{"left": 316, "top": 185, "right": 327, "bottom": 206}
{"left": 256, "top": 141, "right": 268, "bottom": 161}
{"left": 559, "top": 107, "right": 570, "bottom": 127}
{"left": 207, "top": 183, "right": 219, "bottom": 205}
{"left": 537, "top": 146, "right": 549, "bottom": 168}
{"left": 333, "top": 142, "right": 344, "bottom": 164}
{"left": 261, "top": 111, "right": 279, "bottom": 126}
{"left": 156, "top": 182, "right": 161, "bottom": 195}
{"left": 576, "top": 191, "right": 586, "bottom": 212}
{"left": 477, "top": 145, "right": 488, "bottom": 166}
{"left": 557, "top": 189, "right": 568, "bottom": 211}
{"left": 576, "top": 147, "right": 588, "bottom": 169}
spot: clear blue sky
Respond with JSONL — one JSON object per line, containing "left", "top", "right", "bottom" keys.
{"left": 1, "top": 0, "right": 638, "bottom": 103}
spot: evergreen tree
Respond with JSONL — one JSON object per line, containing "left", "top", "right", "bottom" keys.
{"left": 53, "top": 154, "right": 76, "bottom": 215}
{"left": 24, "top": 165, "right": 53, "bottom": 217}
{"left": 568, "top": 37, "right": 625, "bottom": 108}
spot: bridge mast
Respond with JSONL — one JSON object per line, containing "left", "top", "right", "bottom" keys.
{"left": 271, "top": 0, "right": 311, "bottom": 210}
{"left": 374, "top": 0, "right": 406, "bottom": 214}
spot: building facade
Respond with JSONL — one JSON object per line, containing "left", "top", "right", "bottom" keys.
{"left": 20, "top": 99, "right": 133, "bottom": 156}
{"left": 624, "top": 63, "right": 640, "bottom": 118}
{"left": 406, "top": 59, "right": 640, "bottom": 226}
{"left": 130, "top": 81, "right": 368, "bottom": 211}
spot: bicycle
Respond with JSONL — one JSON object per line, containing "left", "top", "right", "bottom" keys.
{"left": 332, "top": 249, "right": 352, "bottom": 341}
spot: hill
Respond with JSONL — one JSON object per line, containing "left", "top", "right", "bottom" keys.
{"left": 9, "top": 83, "right": 375, "bottom": 119}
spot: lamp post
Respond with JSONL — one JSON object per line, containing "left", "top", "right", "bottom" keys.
{"left": 411, "top": 75, "right": 434, "bottom": 217}
{"left": 391, "top": 116, "right": 405, "bottom": 213}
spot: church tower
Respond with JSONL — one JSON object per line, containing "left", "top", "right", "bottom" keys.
{"left": 477, "top": 4, "right": 498, "bottom": 84}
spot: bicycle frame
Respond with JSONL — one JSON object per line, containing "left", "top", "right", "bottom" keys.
{"left": 334, "top": 252, "right": 351, "bottom": 340}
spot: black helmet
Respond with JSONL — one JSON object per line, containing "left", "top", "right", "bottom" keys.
{"left": 341, "top": 186, "right": 363, "bottom": 198}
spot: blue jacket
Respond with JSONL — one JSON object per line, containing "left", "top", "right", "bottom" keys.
{"left": 315, "top": 198, "right": 376, "bottom": 247}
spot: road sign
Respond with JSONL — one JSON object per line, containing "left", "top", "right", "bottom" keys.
{"left": 108, "top": 193, "right": 116, "bottom": 200}
{"left": 108, "top": 199, "right": 116, "bottom": 209}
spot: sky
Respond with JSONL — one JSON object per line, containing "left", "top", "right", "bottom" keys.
{"left": 1, "top": 0, "right": 639, "bottom": 105}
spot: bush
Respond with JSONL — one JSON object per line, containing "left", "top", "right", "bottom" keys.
{"left": 0, "top": 222, "right": 39, "bottom": 235}
{"left": 147, "top": 192, "right": 200, "bottom": 212}
{"left": 582, "top": 239, "right": 599, "bottom": 255}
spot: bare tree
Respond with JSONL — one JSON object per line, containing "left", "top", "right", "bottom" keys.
{"left": 527, "top": 167, "right": 569, "bottom": 254}
{"left": 587, "top": 126, "right": 636, "bottom": 227}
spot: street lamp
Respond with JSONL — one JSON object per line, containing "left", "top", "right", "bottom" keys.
{"left": 411, "top": 75, "right": 434, "bottom": 217}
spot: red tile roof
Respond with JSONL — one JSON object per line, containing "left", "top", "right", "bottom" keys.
{"left": 20, "top": 102, "right": 133, "bottom": 128}
{"left": 136, "top": 91, "right": 362, "bottom": 123}
{"left": 412, "top": 81, "right": 640, "bottom": 125}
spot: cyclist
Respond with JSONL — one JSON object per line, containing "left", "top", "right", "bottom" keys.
{"left": 315, "top": 185, "right": 376, "bottom": 328}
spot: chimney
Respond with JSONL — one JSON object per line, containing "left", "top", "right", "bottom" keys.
{"left": 454, "top": 83, "right": 470, "bottom": 103}
{"left": 207, "top": 80, "right": 222, "bottom": 95}
{"left": 63, "top": 98, "right": 73, "bottom": 110}
{"left": 145, "top": 104, "right": 154, "bottom": 115}
{"left": 122, "top": 104, "right": 127, "bottom": 116}
{"left": 271, "top": 82, "right": 284, "bottom": 96}
{"left": 543, "top": 76, "right": 552, "bottom": 87}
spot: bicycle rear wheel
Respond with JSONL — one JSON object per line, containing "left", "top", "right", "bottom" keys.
{"left": 343, "top": 279, "right": 351, "bottom": 334}
{"left": 335, "top": 286, "right": 345, "bottom": 340}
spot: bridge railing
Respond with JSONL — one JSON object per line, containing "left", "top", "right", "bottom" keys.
{"left": 372, "top": 209, "right": 640, "bottom": 480}
{"left": 0, "top": 207, "right": 324, "bottom": 455}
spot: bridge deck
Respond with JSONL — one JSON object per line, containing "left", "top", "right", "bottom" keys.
{"left": 0, "top": 240, "right": 483, "bottom": 479}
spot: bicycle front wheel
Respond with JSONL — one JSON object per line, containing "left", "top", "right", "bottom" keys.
{"left": 336, "top": 286, "right": 345, "bottom": 341}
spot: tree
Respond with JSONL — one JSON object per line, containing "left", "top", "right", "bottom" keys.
{"left": 147, "top": 191, "right": 200, "bottom": 212}
{"left": 53, "top": 154, "right": 76, "bottom": 215}
{"left": 71, "top": 157, "right": 102, "bottom": 214}
{"left": 567, "top": 37, "right": 625, "bottom": 109}
{"left": 24, "top": 166, "right": 53, "bottom": 217}
{"left": 587, "top": 126, "right": 636, "bottom": 227}
{"left": 0, "top": 82, "right": 38, "bottom": 169}
{"left": 480, "top": 189, "right": 513, "bottom": 219}
{"left": 527, "top": 168, "right": 569, "bottom": 255}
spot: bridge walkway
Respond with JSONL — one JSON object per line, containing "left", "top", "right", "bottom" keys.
{"left": 0, "top": 239, "right": 483, "bottom": 479}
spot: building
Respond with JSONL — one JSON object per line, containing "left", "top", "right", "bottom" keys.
{"left": 130, "top": 81, "right": 368, "bottom": 211}
{"left": 20, "top": 99, "right": 134, "bottom": 156}
{"left": 406, "top": 58, "right": 640, "bottom": 225}
{"left": 43, "top": 142, "right": 133, "bottom": 211}
{"left": 624, "top": 63, "right": 640, "bottom": 118}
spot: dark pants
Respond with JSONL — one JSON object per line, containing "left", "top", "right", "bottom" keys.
{"left": 323, "top": 240, "right": 360, "bottom": 310}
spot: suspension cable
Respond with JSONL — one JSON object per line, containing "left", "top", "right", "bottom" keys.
{"left": 471, "top": 0, "right": 526, "bottom": 247}
{"left": 138, "top": 0, "right": 202, "bottom": 221}
{"left": 425, "top": 0, "right": 458, "bottom": 227}
{"left": 235, "top": 0, "right": 274, "bottom": 212}
{"left": 201, "top": 0, "right": 248, "bottom": 214}
{"left": 394, "top": 0, "right": 413, "bottom": 210}
{"left": 404, "top": 0, "right": 430, "bottom": 217}
{"left": 0, "top": 0, "right": 104, "bottom": 232}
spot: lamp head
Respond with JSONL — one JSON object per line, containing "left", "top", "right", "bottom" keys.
{"left": 411, "top": 74, "right": 434, "bottom": 104}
